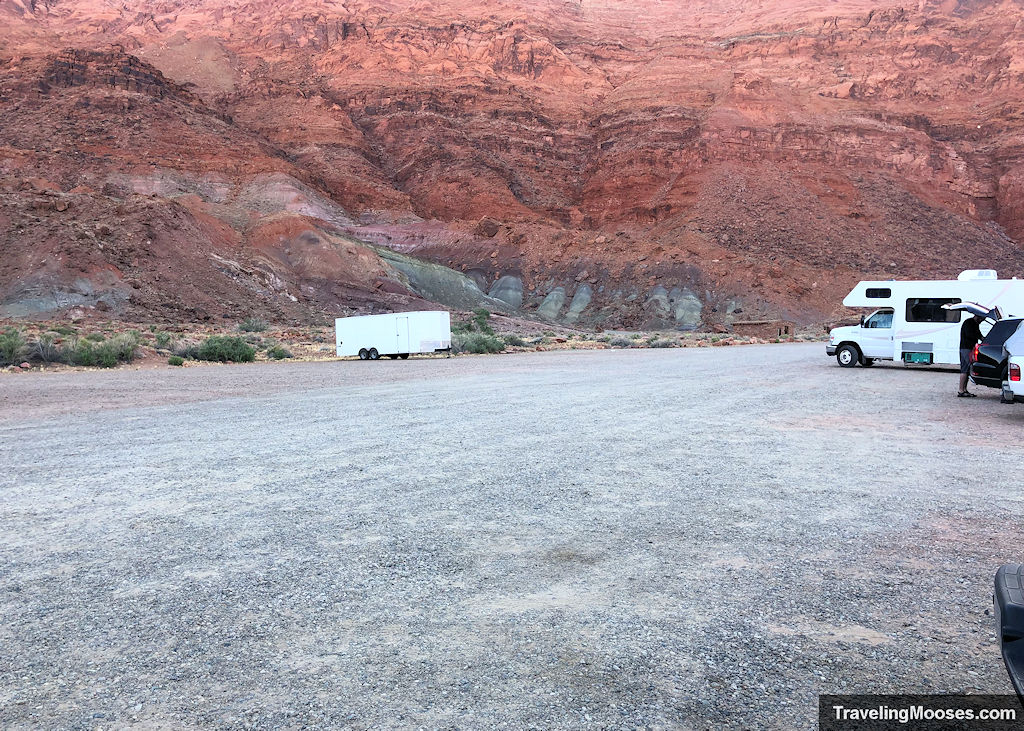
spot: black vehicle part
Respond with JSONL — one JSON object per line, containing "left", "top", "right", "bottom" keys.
{"left": 995, "top": 564, "right": 1024, "bottom": 704}
{"left": 861, "top": 357, "right": 875, "bottom": 367}
{"left": 836, "top": 343, "right": 860, "bottom": 368}
{"left": 972, "top": 319, "right": 1023, "bottom": 389}
{"left": 358, "top": 348, "right": 369, "bottom": 360}
{"left": 368, "top": 348, "right": 380, "bottom": 360}
{"left": 399, "top": 353, "right": 410, "bottom": 359}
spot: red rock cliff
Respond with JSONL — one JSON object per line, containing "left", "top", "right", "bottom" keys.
{"left": 2, "top": 0, "right": 1023, "bottom": 326}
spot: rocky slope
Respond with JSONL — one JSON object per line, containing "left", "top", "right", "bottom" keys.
{"left": 2, "top": 0, "right": 1024, "bottom": 328}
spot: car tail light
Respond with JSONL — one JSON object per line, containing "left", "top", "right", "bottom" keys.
{"left": 1012, "top": 364, "right": 1021, "bottom": 382}
{"left": 973, "top": 344, "right": 981, "bottom": 361}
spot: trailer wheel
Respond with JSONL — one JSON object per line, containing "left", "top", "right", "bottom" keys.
{"left": 358, "top": 348, "right": 369, "bottom": 360}
{"left": 836, "top": 344, "right": 860, "bottom": 368}
{"left": 399, "top": 353, "right": 409, "bottom": 360}
{"left": 368, "top": 348, "right": 380, "bottom": 360}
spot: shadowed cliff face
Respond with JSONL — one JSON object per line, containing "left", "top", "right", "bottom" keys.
{"left": 2, "top": 0, "right": 1024, "bottom": 327}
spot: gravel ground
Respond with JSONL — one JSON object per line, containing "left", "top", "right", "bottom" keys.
{"left": 1, "top": 344, "right": 1023, "bottom": 729}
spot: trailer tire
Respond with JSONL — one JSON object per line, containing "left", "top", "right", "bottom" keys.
{"left": 368, "top": 348, "right": 380, "bottom": 360}
{"left": 399, "top": 353, "right": 409, "bottom": 359}
{"left": 836, "top": 344, "right": 860, "bottom": 368}
{"left": 358, "top": 348, "right": 369, "bottom": 360}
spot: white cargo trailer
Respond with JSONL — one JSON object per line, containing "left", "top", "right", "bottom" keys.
{"left": 826, "top": 269, "right": 1024, "bottom": 367}
{"left": 335, "top": 311, "right": 451, "bottom": 360}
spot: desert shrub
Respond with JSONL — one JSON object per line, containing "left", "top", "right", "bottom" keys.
{"left": 455, "top": 308, "right": 496, "bottom": 336}
{"left": 168, "top": 356, "right": 184, "bottom": 366}
{"left": 597, "top": 335, "right": 611, "bottom": 343}
{"left": 154, "top": 331, "right": 172, "bottom": 349}
{"left": 59, "top": 332, "right": 139, "bottom": 368}
{"left": 51, "top": 325, "right": 77, "bottom": 336}
{"left": 84, "top": 332, "right": 106, "bottom": 342}
{"left": 266, "top": 344, "right": 292, "bottom": 360}
{"left": 453, "top": 331, "right": 505, "bottom": 354}
{"left": 106, "top": 332, "right": 141, "bottom": 362}
{"left": 0, "top": 328, "right": 27, "bottom": 365}
{"left": 648, "top": 338, "right": 676, "bottom": 348}
{"left": 610, "top": 336, "right": 633, "bottom": 348}
{"left": 629, "top": 332, "right": 643, "bottom": 340}
{"left": 170, "top": 339, "right": 200, "bottom": 359}
{"left": 239, "top": 317, "right": 269, "bottom": 333}
{"left": 32, "top": 333, "right": 61, "bottom": 363}
{"left": 196, "top": 335, "right": 256, "bottom": 363}
{"left": 60, "top": 339, "right": 96, "bottom": 366}
{"left": 504, "top": 334, "right": 526, "bottom": 347}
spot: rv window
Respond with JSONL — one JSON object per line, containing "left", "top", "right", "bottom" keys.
{"left": 866, "top": 288, "right": 892, "bottom": 298}
{"left": 905, "top": 297, "right": 961, "bottom": 323}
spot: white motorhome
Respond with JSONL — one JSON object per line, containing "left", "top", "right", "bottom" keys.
{"left": 826, "top": 270, "right": 1024, "bottom": 367}
{"left": 335, "top": 311, "right": 451, "bottom": 360}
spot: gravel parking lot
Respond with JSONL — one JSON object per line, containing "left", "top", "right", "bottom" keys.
{"left": 2, "top": 343, "right": 1023, "bottom": 729}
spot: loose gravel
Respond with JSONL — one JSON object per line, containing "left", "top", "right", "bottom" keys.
{"left": 1, "top": 344, "right": 1023, "bottom": 729}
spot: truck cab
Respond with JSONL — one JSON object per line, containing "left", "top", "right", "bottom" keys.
{"left": 826, "top": 309, "right": 894, "bottom": 366}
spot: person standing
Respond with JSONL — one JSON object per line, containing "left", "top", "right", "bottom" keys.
{"left": 958, "top": 312, "right": 984, "bottom": 397}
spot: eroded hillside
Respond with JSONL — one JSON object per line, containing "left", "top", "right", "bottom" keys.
{"left": 2, "top": 0, "right": 1023, "bottom": 327}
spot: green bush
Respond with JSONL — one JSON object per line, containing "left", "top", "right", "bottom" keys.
{"left": 51, "top": 325, "right": 77, "bottom": 336}
{"left": 648, "top": 338, "right": 676, "bottom": 348}
{"left": 0, "top": 328, "right": 27, "bottom": 365}
{"left": 32, "top": 333, "right": 60, "bottom": 362}
{"left": 266, "top": 344, "right": 292, "bottom": 360}
{"left": 454, "top": 308, "right": 496, "bottom": 336}
{"left": 196, "top": 335, "right": 256, "bottom": 363}
{"left": 84, "top": 332, "right": 106, "bottom": 342}
{"left": 504, "top": 334, "right": 526, "bottom": 347}
{"left": 60, "top": 339, "right": 96, "bottom": 366}
{"left": 629, "top": 332, "right": 643, "bottom": 340}
{"left": 610, "top": 336, "right": 633, "bottom": 348}
{"left": 453, "top": 331, "right": 505, "bottom": 354}
{"left": 154, "top": 331, "right": 172, "bottom": 349}
{"left": 58, "top": 332, "right": 139, "bottom": 368}
{"left": 168, "top": 356, "right": 184, "bottom": 366}
{"left": 239, "top": 317, "right": 269, "bottom": 333}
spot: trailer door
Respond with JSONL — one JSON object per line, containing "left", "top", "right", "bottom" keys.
{"left": 396, "top": 316, "right": 410, "bottom": 354}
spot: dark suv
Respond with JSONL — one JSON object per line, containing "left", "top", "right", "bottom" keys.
{"left": 971, "top": 317, "right": 1024, "bottom": 389}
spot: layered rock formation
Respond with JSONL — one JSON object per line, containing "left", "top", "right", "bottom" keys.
{"left": 2, "top": 0, "right": 1024, "bottom": 327}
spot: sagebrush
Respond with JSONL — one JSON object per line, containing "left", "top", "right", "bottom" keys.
{"left": 196, "top": 335, "right": 256, "bottom": 363}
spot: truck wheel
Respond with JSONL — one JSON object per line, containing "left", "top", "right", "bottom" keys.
{"left": 836, "top": 344, "right": 860, "bottom": 368}
{"left": 861, "top": 357, "right": 875, "bottom": 367}
{"left": 358, "top": 348, "right": 369, "bottom": 360}
{"left": 399, "top": 353, "right": 409, "bottom": 360}
{"left": 368, "top": 348, "right": 380, "bottom": 360}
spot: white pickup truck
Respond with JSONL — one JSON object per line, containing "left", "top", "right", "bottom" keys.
{"left": 1002, "top": 323, "right": 1024, "bottom": 404}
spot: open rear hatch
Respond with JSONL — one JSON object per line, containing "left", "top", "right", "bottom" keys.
{"left": 943, "top": 302, "right": 1004, "bottom": 322}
